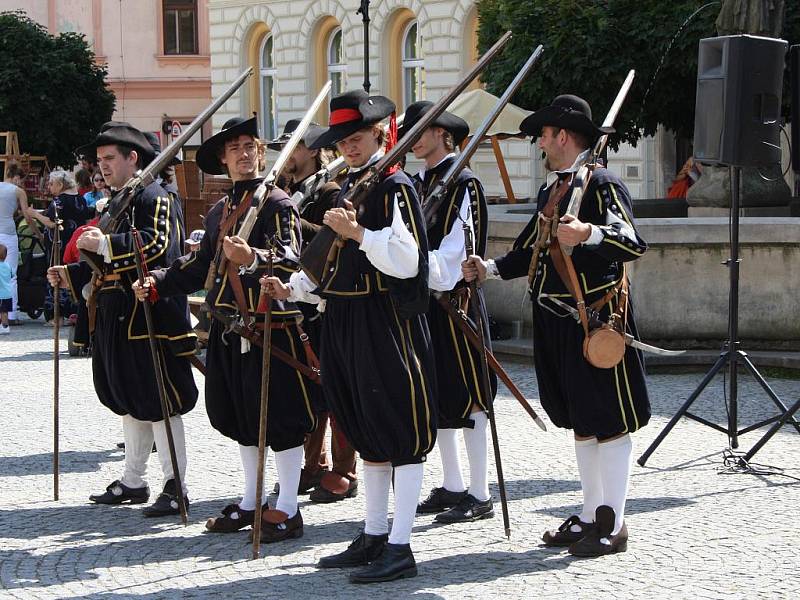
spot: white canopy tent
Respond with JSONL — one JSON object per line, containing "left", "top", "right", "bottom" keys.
{"left": 447, "top": 88, "right": 532, "bottom": 203}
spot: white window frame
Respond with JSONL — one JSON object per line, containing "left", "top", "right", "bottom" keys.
{"left": 401, "top": 20, "right": 424, "bottom": 108}
{"left": 259, "top": 33, "right": 278, "bottom": 140}
{"left": 327, "top": 27, "right": 347, "bottom": 97}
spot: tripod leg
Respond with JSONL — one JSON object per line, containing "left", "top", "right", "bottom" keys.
{"left": 739, "top": 353, "right": 800, "bottom": 435}
{"left": 741, "top": 396, "right": 800, "bottom": 462}
{"left": 637, "top": 353, "right": 728, "bottom": 466}
{"left": 729, "top": 350, "right": 739, "bottom": 449}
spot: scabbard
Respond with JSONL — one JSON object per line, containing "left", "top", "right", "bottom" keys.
{"left": 436, "top": 293, "right": 546, "bottom": 431}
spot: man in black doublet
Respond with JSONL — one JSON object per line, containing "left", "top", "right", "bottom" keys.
{"left": 463, "top": 95, "right": 651, "bottom": 557}
{"left": 50, "top": 124, "right": 197, "bottom": 517}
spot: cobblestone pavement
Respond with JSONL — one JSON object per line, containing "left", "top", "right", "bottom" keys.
{"left": 1, "top": 319, "right": 799, "bottom": 600}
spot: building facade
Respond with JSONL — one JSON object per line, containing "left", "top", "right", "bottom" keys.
{"left": 208, "top": 0, "right": 673, "bottom": 200}
{"left": 2, "top": 0, "right": 213, "bottom": 154}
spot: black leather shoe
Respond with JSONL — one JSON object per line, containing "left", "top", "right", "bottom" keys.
{"left": 568, "top": 505, "right": 628, "bottom": 557}
{"left": 435, "top": 494, "right": 494, "bottom": 523}
{"left": 258, "top": 508, "right": 304, "bottom": 543}
{"left": 317, "top": 531, "right": 388, "bottom": 569}
{"left": 542, "top": 515, "right": 595, "bottom": 547}
{"left": 205, "top": 503, "right": 255, "bottom": 533}
{"left": 142, "top": 479, "right": 189, "bottom": 518}
{"left": 416, "top": 487, "right": 467, "bottom": 514}
{"left": 309, "top": 478, "right": 358, "bottom": 503}
{"left": 89, "top": 480, "right": 150, "bottom": 505}
{"left": 349, "top": 543, "right": 418, "bottom": 584}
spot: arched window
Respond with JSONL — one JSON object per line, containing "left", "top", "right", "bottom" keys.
{"left": 327, "top": 27, "right": 347, "bottom": 96}
{"left": 259, "top": 34, "right": 277, "bottom": 139}
{"left": 401, "top": 21, "right": 424, "bottom": 107}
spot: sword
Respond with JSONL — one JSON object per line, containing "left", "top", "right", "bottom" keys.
{"left": 543, "top": 296, "right": 685, "bottom": 357}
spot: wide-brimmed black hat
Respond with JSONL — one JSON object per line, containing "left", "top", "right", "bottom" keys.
{"left": 267, "top": 119, "right": 327, "bottom": 151}
{"left": 397, "top": 100, "right": 470, "bottom": 147}
{"left": 309, "top": 90, "right": 395, "bottom": 150}
{"left": 195, "top": 116, "right": 259, "bottom": 175}
{"left": 142, "top": 131, "right": 182, "bottom": 166}
{"left": 519, "top": 94, "right": 614, "bottom": 142}
{"left": 75, "top": 124, "right": 155, "bottom": 163}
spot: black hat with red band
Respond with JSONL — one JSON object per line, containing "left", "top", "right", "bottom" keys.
{"left": 309, "top": 89, "right": 395, "bottom": 150}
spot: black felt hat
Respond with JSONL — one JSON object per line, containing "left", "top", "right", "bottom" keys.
{"left": 75, "top": 124, "right": 155, "bottom": 163}
{"left": 397, "top": 100, "right": 470, "bottom": 147}
{"left": 309, "top": 90, "right": 395, "bottom": 149}
{"left": 519, "top": 94, "right": 614, "bottom": 142}
{"left": 267, "top": 119, "right": 327, "bottom": 151}
{"left": 142, "top": 131, "right": 182, "bottom": 166}
{"left": 195, "top": 117, "right": 259, "bottom": 175}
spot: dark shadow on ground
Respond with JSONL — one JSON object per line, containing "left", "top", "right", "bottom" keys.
{"left": 73, "top": 546, "right": 577, "bottom": 599}
{"left": 0, "top": 516, "right": 364, "bottom": 589}
{"left": 0, "top": 449, "right": 122, "bottom": 477}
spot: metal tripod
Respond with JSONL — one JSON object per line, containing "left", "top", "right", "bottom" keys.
{"left": 638, "top": 166, "right": 800, "bottom": 466}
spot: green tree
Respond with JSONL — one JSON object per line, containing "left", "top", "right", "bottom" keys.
{"left": 0, "top": 11, "right": 115, "bottom": 168}
{"left": 477, "top": 0, "right": 799, "bottom": 149}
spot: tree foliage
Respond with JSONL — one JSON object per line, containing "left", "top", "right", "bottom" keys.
{"left": 477, "top": 0, "right": 800, "bottom": 149}
{"left": 0, "top": 11, "right": 115, "bottom": 168}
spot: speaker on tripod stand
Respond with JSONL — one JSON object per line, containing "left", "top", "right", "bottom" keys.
{"left": 638, "top": 34, "right": 800, "bottom": 466}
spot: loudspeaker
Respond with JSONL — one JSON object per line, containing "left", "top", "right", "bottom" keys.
{"left": 693, "top": 34, "right": 787, "bottom": 167}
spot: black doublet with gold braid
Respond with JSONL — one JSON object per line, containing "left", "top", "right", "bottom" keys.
{"left": 63, "top": 181, "right": 198, "bottom": 422}
{"left": 151, "top": 177, "right": 322, "bottom": 450}
{"left": 318, "top": 170, "right": 438, "bottom": 466}
{"left": 414, "top": 158, "right": 497, "bottom": 428}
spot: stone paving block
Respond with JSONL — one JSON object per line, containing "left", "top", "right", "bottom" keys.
{"left": 0, "top": 319, "right": 799, "bottom": 599}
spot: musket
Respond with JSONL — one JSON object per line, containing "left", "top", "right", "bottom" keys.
{"left": 297, "top": 113, "right": 406, "bottom": 204}
{"left": 251, "top": 248, "right": 275, "bottom": 560}
{"left": 423, "top": 44, "right": 545, "bottom": 229}
{"left": 463, "top": 215, "right": 511, "bottom": 539}
{"left": 206, "top": 81, "right": 332, "bottom": 290}
{"left": 131, "top": 227, "right": 188, "bottom": 526}
{"left": 434, "top": 293, "right": 547, "bottom": 431}
{"left": 51, "top": 203, "right": 62, "bottom": 501}
{"left": 561, "top": 70, "right": 635, "bottom": 256}
{"left": 81, "top": 67, "right": 254, "bottom": 275}
{"left": 300, "top": 30, "right": 514, "bottom": 286}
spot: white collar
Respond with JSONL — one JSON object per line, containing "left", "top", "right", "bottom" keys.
{"left": 348, "top": 149, "right": 384, "bottom": 174}
{"left": 417, "top": 152, "right": 456, "bottom": 179}
{"left": 545, "top": 149, "right": 591, "bottom": 188}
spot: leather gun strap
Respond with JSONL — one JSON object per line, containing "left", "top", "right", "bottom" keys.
{"left": 527, "top": 178, "right": 571, "bottom": 286}
{"left": 226, "top": 262, "right": 252, "bottom": 328}
{"left": 295, "top": 322, "right": 321, "bottom": 373}
{"left": 551, "top": 240, "right": 590, "bottom": 339}
{"left": 87, "top": 274, "right": 103, "bottom": 334}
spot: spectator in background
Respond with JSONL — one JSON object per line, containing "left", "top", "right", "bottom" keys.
{"left": 0, "top": 163, "right": 38, "bottom": 323}
{"left": 667, "top": 157, "right": 702, "bottom": 199}
{"left": 0, "top": 243, "right": 12, "bottom": 334}
{"left": 76, "top": 168, "right": 93, "bottom": 197}
{"left": 27, "top": 169, "right": 89, "bottom": 325}
{"left": 83, "top": 172, "right": 109, "bottom": 209}
{"left": 63, "top": 197, "right": 107, "bottom": 265}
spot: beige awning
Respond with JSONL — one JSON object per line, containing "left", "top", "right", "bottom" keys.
{"left": 447, "top": 88, "right": 532, "bottom": 138}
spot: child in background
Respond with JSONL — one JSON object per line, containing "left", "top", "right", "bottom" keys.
{"left": 0, "top": 244, "right": 12, "bottom": 334}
